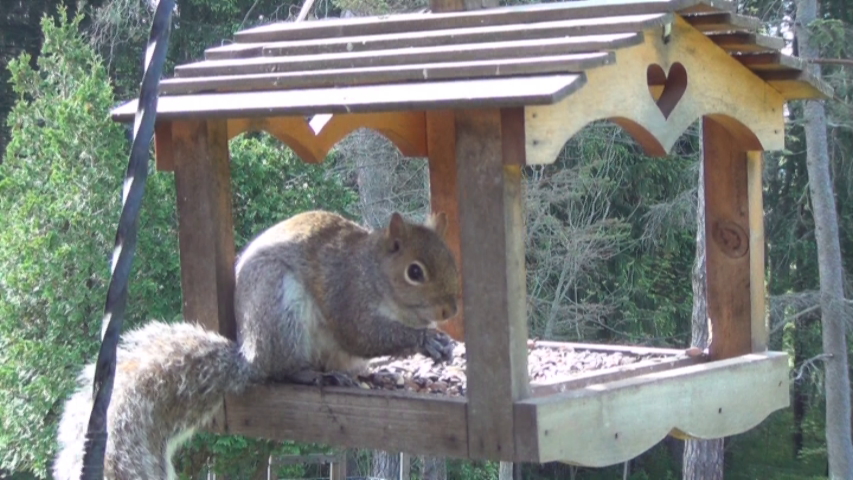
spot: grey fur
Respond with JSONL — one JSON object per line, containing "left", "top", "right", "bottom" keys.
{"left": 53, "top": 210, "right": 459, "bottom": 479}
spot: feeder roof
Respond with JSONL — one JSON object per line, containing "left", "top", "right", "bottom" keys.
{"left": 111, "top": 0, "right": 831, "bottom": 122}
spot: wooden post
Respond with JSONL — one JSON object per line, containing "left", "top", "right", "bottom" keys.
{"left": 747, "top": 151, "right": 768, "bottom": 352}
{"left": 702, "top": 117, "right": 757, "bottom": 360}
{"left": 172, "top": 119, "right": 237, "bottom": 341}
{"left": 330, "top": 452, "right": 347, "bottom": 480}
{"left": 427, "top": 111, "right": 465, "bottom": 341}
{"left": 456, "top": 108, "right": 530, "bottom": 461}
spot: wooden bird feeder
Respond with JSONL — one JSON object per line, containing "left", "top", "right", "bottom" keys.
{"left": 111, "top": 0, "right": 831, "bottom": 467}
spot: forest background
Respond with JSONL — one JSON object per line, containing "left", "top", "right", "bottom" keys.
{"left": 0, "top": 0, "right": 851, "bottom": 479}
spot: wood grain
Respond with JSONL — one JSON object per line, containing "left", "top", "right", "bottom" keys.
{"left": 455, "top": 108, "right": 530, "bottom": 460}
{"left": 111, "top": 74, "right": 586, "bottom": 122}
{"left": 702, "top": 117, "right": 751, "bottom": 360}
{"left": 224, "top": 385, "right": 469, "bottom": 458}
{"left": 427, "top": 111, "right": 465, "bottom": 341}
{"left": 154, "top": 121, "right": 174, "bottom": 171}
{"left": 230, "top": 0, "right": 731, "bottom": 43}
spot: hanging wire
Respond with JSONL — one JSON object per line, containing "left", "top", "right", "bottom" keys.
{"left": 79, "top": 0, "right": 175, "bottom": 478}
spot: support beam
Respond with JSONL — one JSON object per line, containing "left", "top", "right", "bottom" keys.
{"left": 172, "top": 119, "right": 237, "bottom": 341}
{"left": 427, "top": 111, "right": 464, "bottom": 341}
{"left": 747, "top": 151, "right": 767, "bottom": 351}
{"left": 456, "top": 108, "right": 530, "bottom": 460}
{"left": 702, "top": 117, "right": 752, "bottom": 360}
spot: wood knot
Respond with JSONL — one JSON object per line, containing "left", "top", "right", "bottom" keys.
{"left": 712, "top": 220, "right": 749, "bottom": 258}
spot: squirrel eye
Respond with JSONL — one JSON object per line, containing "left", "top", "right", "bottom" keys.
{"left": 404, "top": 262, "right": 426, "bottom": 285}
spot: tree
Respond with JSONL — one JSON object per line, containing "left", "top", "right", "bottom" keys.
{"left": 682, "top": 141, "right": 724, "bottom": 480}
{"left": 0, "top": 8, "right": 180, "bottom": 476}
{"left": 794, "top": 0, "right": 853, "bottom": 477}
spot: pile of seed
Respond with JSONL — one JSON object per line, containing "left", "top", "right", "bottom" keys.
{"left": 353, "top": 340, "right": 678, "bottom": 397}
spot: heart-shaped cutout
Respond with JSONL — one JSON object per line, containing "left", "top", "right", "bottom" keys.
{"left": 646, "top": 62, "right": 688, "bottom": 119}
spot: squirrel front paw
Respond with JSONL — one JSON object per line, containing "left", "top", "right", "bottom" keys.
{"left": 419, "top": 329, "right": 455, "bottom": 364}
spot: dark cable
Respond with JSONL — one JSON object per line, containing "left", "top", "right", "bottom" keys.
{"left": 79, "top": 0, "right": 175, "bottom": 478}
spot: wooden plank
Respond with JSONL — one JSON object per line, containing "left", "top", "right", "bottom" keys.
{"left": 705, "top": 31, "right": 785, "bottom": 52}
{"left": 747, "top": 150, "right": 767, "bottom": 352}
{"left": 230, "top": 0, "right": 731, "bottom": 43}
{"left": 529, "top": 355, "right": 701, "bottom": 397}
{"left": 111, "top": 74, "right": 586, "bottom": 122}
{"left": 760, "top": 69, "right": 835, "bottom": 100}
{"left": 160, "top": 52, "right": 612, "bottom": 95}
{"left": 431, "top": 0, "right": 498, "bottom": 11}
{"left": 703, "top": 117, "right": 751, "bottom": 360}
{"left": 271, "top": 454, "right": 340, "bottom": 465}
{"left": 207, "top": 15, "right": 662, "bottom": 60}
{"left": 455, "top": 108, "right": 530, "bottom": 461}
{"left": 172, "top": 119, "right": 237, "bottom": 434}
{"left": 680, "top": 11, "right": 761, "bottom": 32}
{"left": 732, "top": 51, "right": 806, "bottom": 72}
{"left": 224, "top": 385, "right": 470, "bottom": 459}
{"left": 531, "top": 340, "right": 689, "bottom": 356}
{"left": 330, "top": 452, "right": 346, "bottom": 480}
{"left": 427, "top": 111, "right": 465, "bottom": 341}
{"left": 518, "top": 352, "right": 790, "bottom": 466}
{"left": 154, "top": 121, "right": 174, "bottom": 171}
{"left": 172, "top": 119, "right": 237, "bottom": 339}
{"left": 400, "top": 452, "right": 411, "bottom": 480}
{"left": 181, "top": 33, "right": 641, "bottom": 78}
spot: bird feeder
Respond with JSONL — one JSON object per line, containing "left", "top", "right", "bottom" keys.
{"left": 111, "top": 0, "right": 831, "bottom": 467}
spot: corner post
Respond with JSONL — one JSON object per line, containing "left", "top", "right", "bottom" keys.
{"left": 456, "top": 107, "right": 530, "bottom": 461}
{"left": 171, "top": 119, "right": 237, "bottom": 340}
{"left": 703, "top": 117, "right": 764, "bottom": 359}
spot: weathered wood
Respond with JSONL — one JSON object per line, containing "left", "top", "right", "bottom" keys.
{"left": 430, "top": 0, "right": 498, "bottom": 13}
{"left": 455, "top": 108, "right": 530, "bottom": 460}
{"left": 330, "top": 452, "right": 347, "bottom": 480}
{"left": 531, "top": 340, "right": 687, "bottom": 356}
{"left": 760, "top": 69, "right": 835, "bottom": 100}
{"left": 172, "top": 119, "right": 236, "bottom": 434}
{"left": 224, "top": 385, "right": 469, "bottom": 459}
{"left": 230, "top": 0, "right": 732, "bottom": 43}
{"left": 524, "top": 17, "right": 786, "bottom": 164}
{"left": 705, "top": 31, "right": 786, "bottom": 52}
{"left": 702, "top": 117, "right": 751, "bottom": 360}
{"left": 271, "top": 454, "right": 340, "bottom": 465}
{"left": 517, "top": 352, "right": 790, "bottom": 466}
{"left": 218, "top": 16, "right": 664, "bottom": 59}
{"left": 161, "top": 52, "right": 611, "bottom": 95}
{"left": 747, "top": 150, "right": 767, "bottom": 352}
{"left": 227, "top": 112, "right": 427, "bottom": 164}
{"left": 178, "top": 35, "right": 638, "bottom": 79}
{"left": 732, "top": 51, "right": 806, "bottom": 71}
{"left": 112, "top": 74, "right": 586, "bottom": 122}
{"left": 172, "top": 119, "right": 236, "bottom": 339}
{"left": 400, "top": 452, "right": 412, "bottom": 480}
{"left": 680, "top": 11, "right": 761, "bottom": 31}
{"left": 154, "top": 121, "right": 174, "bottom": 171}
{"left": 427, "top": 111, "right": 465, "bottom": 341}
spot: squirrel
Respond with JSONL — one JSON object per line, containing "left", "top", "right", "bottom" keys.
{"left": 53, "top": 210, "right": 460, "bottom": 480}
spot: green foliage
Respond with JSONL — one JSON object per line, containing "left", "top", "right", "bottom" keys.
{"left": 0, "top": 7, "right": 179, "bottom": 476}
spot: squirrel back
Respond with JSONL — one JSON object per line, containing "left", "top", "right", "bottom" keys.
{"left": 53, "top": 210, "right": 459, "bottom": 479}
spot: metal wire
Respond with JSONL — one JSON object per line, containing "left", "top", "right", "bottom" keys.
{"left": 79, "top": 0, "right": 175, "bottom": 477}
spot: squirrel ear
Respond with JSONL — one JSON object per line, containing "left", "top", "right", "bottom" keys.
{"left": 428, "top": 212, "right": 448, "bottom": 238}
{"left": 386, "top": 212, "right": 406, "bottom": 252}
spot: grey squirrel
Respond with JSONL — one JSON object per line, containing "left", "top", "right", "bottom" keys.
{"left": 53, "top": 210, "right": 460, "bottom": 480}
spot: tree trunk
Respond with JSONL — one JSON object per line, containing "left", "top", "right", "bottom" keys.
{"left": 372, "top": 451, "right": 401, "bottom": 479}
{"left": 421, "top": 456, "right": 447, "bottom": 480}
{"left": 682, "top": 144, "right": 725, "bottom": 480}
{"left": 795, "top": 1, "right": 853, "bottom": 477}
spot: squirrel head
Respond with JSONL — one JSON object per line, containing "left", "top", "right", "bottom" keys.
{"left": 376, "top": 211, "right": 460, "bottom": 329}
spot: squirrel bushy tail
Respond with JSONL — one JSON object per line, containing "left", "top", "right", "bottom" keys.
{"left": 53, "top": 321, "right": 255, "bottom": 480}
